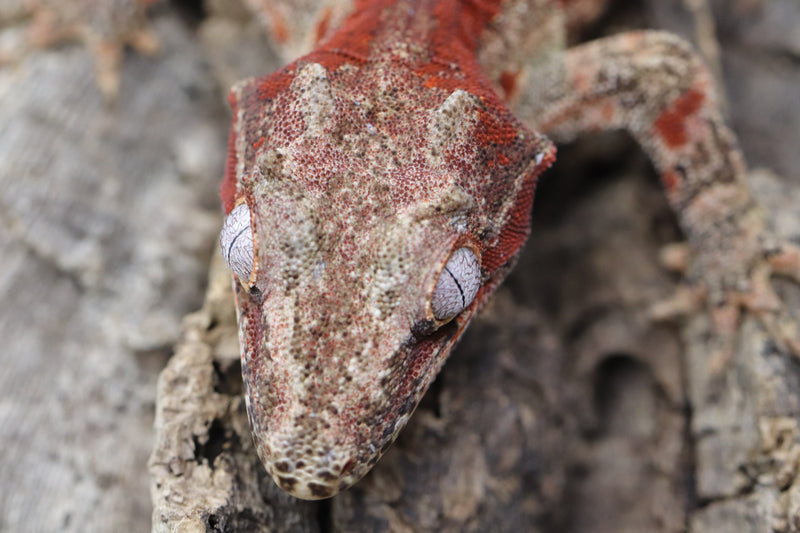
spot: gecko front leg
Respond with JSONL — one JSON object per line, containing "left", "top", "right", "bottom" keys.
{"left": 516, "top": 30, "right": 800, "bottom": 374}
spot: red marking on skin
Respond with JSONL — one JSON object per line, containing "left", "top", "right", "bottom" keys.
{"left": 475, "top": 108, "right": 518, "bottom": 147}
{"left": 268, "top": 5, "right": 289, "bottom": 44}
{"left": 433, "top": 0, "right": 502, "bottom": 53}
{"left": 499, "top": 70, "right": 518, "bottom": 100}
{"left": 662, "top": 168, "right": 680, "bottom": 193}
{"left": 392, "top": 339, "right": 438, "bottom": 404}
{"left": 307, "top": 0, "right": 503, "bottom": 106}
{"left": 419, "top": 0, "right": 504, "bottom": 101}
{"left": 256, "top": 66, "right": 296, "bottom": 101}
{"left": 654, "top": 88, "right": 705, "bottom": 149}
{"left": 307, "top": 50, "right": 369, "bottom": 73}
{"left": 314, "top": 7, "right": 334, "bottom": 44}
{"left": 481, "top": 146, "right": 556, "bottom": 274}
{"left": 220, "top": 97, "right": 239, "bottom": 214}
{"left": 315, "top": 0, "right": 386, "bottom": 60}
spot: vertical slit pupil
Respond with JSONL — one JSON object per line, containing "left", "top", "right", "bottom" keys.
{"left": 443, "top": 266, "right": 466, "bottom": 307}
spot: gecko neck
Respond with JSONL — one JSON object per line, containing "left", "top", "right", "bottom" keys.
{"left": 318, "top": 0, "right": 503, "bottom": 64}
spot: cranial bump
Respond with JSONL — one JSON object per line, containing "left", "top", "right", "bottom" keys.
{"left": 427, "top": 89, "right": 482, "bottom": 159}
{"left": 294, "top": 62, "right": 337, "bottom": 133}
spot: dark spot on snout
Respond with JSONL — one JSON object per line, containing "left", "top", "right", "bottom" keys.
{"left": 308, "top": 483, "right": 334, "bottom": 498}
{"left": 315, "top": 470, "right": 337, "bottom": 481}
{"left": 274, "top": 460, "right": 292, "bottom": 473}
{"left": 278, "top": 476, "right": 298, "bottom": 492}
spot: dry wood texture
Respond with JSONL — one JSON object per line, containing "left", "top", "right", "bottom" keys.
{"left": 1, "top": 1, "right": 799, "bottom": 532}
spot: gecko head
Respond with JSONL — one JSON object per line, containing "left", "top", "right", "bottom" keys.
{"left": 219, "top": 61, "right": 555, "bottom": 499}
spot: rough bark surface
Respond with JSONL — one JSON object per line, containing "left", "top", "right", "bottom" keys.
{"left": 1, "top": 1, "right": 799, "bottom": 532}
{"left": 0, "top": 6, "right": 227, "bottom": 533}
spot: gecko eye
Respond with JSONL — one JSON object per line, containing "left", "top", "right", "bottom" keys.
{"left": 431, "top": 248, "right": 481, "bottom": 321}
{"left": 220, "top": 203, "right": 254, "bottom": 282}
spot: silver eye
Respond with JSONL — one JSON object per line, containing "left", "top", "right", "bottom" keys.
{"left": 220, "top": 203, "right": 254, "bottom": 282}
{"left": 431, "top": 248, "right": 481, "bottom": 321}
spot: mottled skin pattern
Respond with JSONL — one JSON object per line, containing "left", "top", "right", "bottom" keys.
{"left": 221, "top": 0, "right": 800, "bottom": 499}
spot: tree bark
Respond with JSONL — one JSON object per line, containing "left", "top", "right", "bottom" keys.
{"left": 2, "top": 1, "right": 799, "bottom": 532}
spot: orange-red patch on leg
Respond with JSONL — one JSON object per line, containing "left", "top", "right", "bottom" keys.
{"left": 314, "top": 7, "right": 333, "bottom": 44}
{"left": 654, "top": 88, "right": 705, "bottom": 149}
{"left": 261, "top": 3, "right": 289, "bottom": 44}
{"left": 600, "top": 99, "right": 615, "bottom": 122}
{"left": 499, "top": 70, "right": 518, "bottom": 101}
{"left": 661, "top": 168, "right": 680, "bottom": 195}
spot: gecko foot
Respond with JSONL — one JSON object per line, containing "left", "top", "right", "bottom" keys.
{"left": 652, "top": 241, "right": 800, "bottom": 377}
{"left": 22, "top": 1, "right": 161, "bottom": 99}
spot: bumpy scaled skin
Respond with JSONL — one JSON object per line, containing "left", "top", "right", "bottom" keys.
{"left": 222, "top": 0, "right": 554, "bottom": 499}
{"left": 221, "top": 0, "right": 800, "bottom": 499}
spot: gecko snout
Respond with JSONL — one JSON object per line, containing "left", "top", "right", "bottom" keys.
{"left": 261, "top": 439, "right": 365, "bottom": 500}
